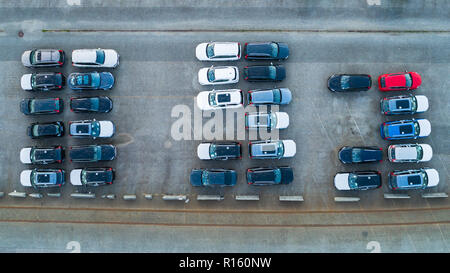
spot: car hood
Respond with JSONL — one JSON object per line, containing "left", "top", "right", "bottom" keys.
{"left": 328, "top": 75, "right": 341, "bottom": 91}
{"left": 20, "top": 170, "right": 33, "bottom": 187}
{"left": 415, "top": 95, "right": 429, "bottom": 112}
{"left": 334, "top": 173, "right": 350, "bottom": 190}
{"left": 425, "top": 168, "right": 439, "bottom": 187}
{"left": 196, "top": 91, "right": 212, "bottom": 110}
{"left": 274, "top": 112, "right": 289, "bottom": 129}
{"left": 410, "top": 72, "right": 422, "bottom": 89}
{"left": 98, "top": 121, "right": 115, "bottom": 137}
{"left": 282, "top": 140, "right": 296, "bottom": 157}
{"left": 99, "top": 72, "right": 115, "bottom": 89}
{"left": 100, "top": 145, "right": 117, "bottom": 160}
{"left": 278, "top": 43, "right": 290, "bottom": 59}
{"left": 275, "top": 66, "right": 286, "bottom": 81}
{"left": 21, "top": 74, "right": 33, "bottom": 90}
{"left": 197, "top": 143, "right": 211, "bottom": 160}
{"left": 279, "top": 88, "right": 292, "bottom": 104}
{"left": 70, "top": 169, "right": 83, "bottom": 186}
{"left": 198, "top": 68, "right": 209, "bottom": 85}
{"left": 20, "top": 148, "right": 32, "bottom": 164}
{"left": 190, "top": 170, "right": 203, "bottom": 186}
{"left": 103, "top": 49, "right": 119, "bottom": 67}
{"left": 195, "top": 43, "right": 208, "bottom": 61}
{"left": 21, "top": 51, "right": 32, "bottom": 66}
{"left": 338, "top": 147, "right": 352, "bottom": 163}
{"left": 417, "top": 119, "right": 431, "bottom": 137}
{"left": 420, "top": 144, "right": 433, "bottom": 162}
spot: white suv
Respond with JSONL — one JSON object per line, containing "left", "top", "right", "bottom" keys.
{"left": 198, "top": 66, "right": 239, "bottom": 85}
{"left": 72, "top": 49, "right": 119, "bottom": 68}
{"left": 388, "top": 143, "right": 433, "bottom": 163}
{"left": 196, "top": 42, "right": 241, "bottom": 61}
{"left": 197, "top": 89, "right": 243, "bottom": 111}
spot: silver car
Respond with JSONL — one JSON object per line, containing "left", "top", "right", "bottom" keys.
{"left": 245, "top": 112, "right": 289, "bottom": 130}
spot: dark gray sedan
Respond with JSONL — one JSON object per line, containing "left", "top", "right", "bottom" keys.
{"left": 70, "top": 96, "right": 113, "bottom": 113}
{"left": 328, "top": 74, "right": 372, "bottom": 92}
{"left": 247, "top": 88, "right": 292, "bottom": 106}
{"left": 190, "top": 169, "right": 237, "bottom": 187}
{"left": 68, "top": 72, "right": 114, "bottom": 90}
{"left": 244, "top": 42, "right": 289, "bottom": 60}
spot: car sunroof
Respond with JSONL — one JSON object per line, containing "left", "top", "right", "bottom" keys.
{"left": 217, "top": 93, "right": 231, "bottom": 103}
{"left": 396, "top": 99, "right": 410, "bottom": 109}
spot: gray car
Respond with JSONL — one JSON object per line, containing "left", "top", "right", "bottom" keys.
{"left": 21, "top": 49, "right": 64, "bottom": 67}
{"left": 247, "top": 88, "right": 292, "bottom": 106}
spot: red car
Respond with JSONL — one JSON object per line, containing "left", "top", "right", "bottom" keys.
{"left": 378, "top": 71, "right": 421, "bottom": 91}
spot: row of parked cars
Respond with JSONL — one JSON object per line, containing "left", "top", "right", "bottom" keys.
{"left": 191, "top": 42, "right": 296, "bottom": 187}
{"left": 19, "top": 48, "right": 119, "bottom": 190}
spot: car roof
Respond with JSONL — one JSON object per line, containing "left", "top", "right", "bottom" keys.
{"left": 35, "top": 73, "right": 60, "bottom": 86}
{"left": 84, "top": 169, "right": 112, "bottom": 183}
{"left": 212, "top": 43, "right": 239, "bottom": 56}
{"left": 394, "top": 146, "right": 418, "bottom": 160}
{"left": 353, "top": 173, "right": 380, "bottom": 187}
{"left": 214, "top": 67, "right": 236, "bottom": 80}
{"left": 36, "top": 49, "right": 60, "bottom": 62}
{"left": 33, "top": 148, "right": 59, "bottom": 160}
{"left": 214, "top": 143, "right": 240, "bottom": 157}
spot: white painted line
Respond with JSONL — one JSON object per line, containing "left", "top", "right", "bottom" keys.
{"left": 334, "top": 197, "right": 360, "bottom": 202}
{"left": 422, "top": 192, "right": 448, "bottom": 199}
{"left": 70, "top": 193, "right": 95, "bottom": 199}
{"left": 279, "top": 195, "right": 304, "bottom": 202}
{"left": 162, "top": 195, "right": 187, "bottom": 201}
{"left": 235, "top": 195, "right": 260, "bottom": 201}
{"left": 8, "top": 191, "right": 27, "bottom": 198}
{"left": 123, "top": 194, "right": 137, "bottom": 201}
{"left": 384, "top": 193, "right": 410, "bottom": 199}
{"left": 197, "top": 195, "right": 224, "bottom": 201}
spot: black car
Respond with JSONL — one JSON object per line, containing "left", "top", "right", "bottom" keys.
{"left": 20, "top": 146, "right": 64, "bottom": 164}
{"left": 327, "top": 74, "right": 372, "bottom": 92}
{"left": 190, "top": 169, "right": 237, "bottom": 187}
{"left": 28, "top": 121, "right": 64, "bottom": 139}
{"left": 70, "top": 96, "right": 113, "bottom": 113}
{"left": 69, "top": 145, "right": 117, "bottom": 162}
{"left": 20, "top": 169, "right": 65, "bottom": 189}
{"left": 70, "top": 168, "right": 114, "bottom": 187}
{"left": 334, "top": 171, "right": 381, "bottom": 191}
{"left": 338, "top": 146, "right": 383, "bottom": 164}
{"left": 243, "top": 65, "right": 286, "bottom": 82}
{"left": 20, "top": 98, "right": 63, "bottom": 115}
{"left": 197, "top": 142, "right": 241, "bottom": 160}
{"left": 246, "top": 167, "right": 293, "bottom": 186}
{"left": 21, "top": 72, "right": 65, "bottom": 91}
{"left": 244, "top": 42, "right": 289, "bottom": 60}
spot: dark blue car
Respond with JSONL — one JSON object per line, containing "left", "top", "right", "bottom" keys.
{"left": 380, "top": 119, "right": 431, "bottom": 140}
{"left": 244, "top": 42, "right": 289, "bottom": 60}
{"left": 338, "top": 146, "right": 383, "bottom": 164}
{"left": 68, "top": 72, "right": 114, "bottom": 90}
{"left": 190, "top": 169, "right": 237, "bottom": 187}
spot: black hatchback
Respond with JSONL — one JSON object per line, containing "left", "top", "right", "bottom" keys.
{"left": 20, "top": 98, "right": 63, "bottom": 115}
{"left": 28, "top": 121, "right": 64, "bottom": 139}
{"left": 328, "top": 74, "right": 372, "bottom": 92}
{"left": 247, "top": 167, "right": 293, "bottom": 186}
{"left": 244, "top": 42, "right": 289, "bottom": 60}
{"left": 70, "top": 96, "right": 113, "bottom": 113}
{"left": 69, "top": 144, "right": 117, "bottom": 162}
{"left": 338, "top": 146, "right": 383, "bottom": 164}
{"left": 243, "top": 65, "right": 286, "bottom": 82}
{"left": 21, "top": 72, "right": 65, "bottom": 91}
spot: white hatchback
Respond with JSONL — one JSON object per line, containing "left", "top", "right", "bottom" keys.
{"left": 196, "top": 89, "right": 243, "bottom": 111}
{"left": 196, "top": 42, "right": 241, "bottom": 61}
{"left": 72, "top": 48, "right": 119, "bottom": 68}
{"left": 388, "top": 143, "right": 433, "bottom": 163}
{"left": 198, "top": 66, "right": 239, "bottom": 85}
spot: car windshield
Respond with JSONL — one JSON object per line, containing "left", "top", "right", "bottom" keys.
{"left": 272, "top": 89, "right": 281, "bottom": 103}
{"left": 81, "top": 170, "right": 88, "bottom": 184}
{"left": 351, "top": 148, "right": 362, "bottom": 163}
{"left": 413, "top": 121, "right": 420, "bottom": 136}
{"left": 96, "top": 50, "right": 105, "bottom": 64}
{"left": 268, "top": 66, "right": 277, "bottom": 80}
{"left": 274, "top": 168, "right": 282, "bottom": 183}
{"left": 29, "top": 100, "right": 35, "bottom": 113}
{"left": 416, "top": 145, "right": 423, "bottom": 160}
{"left": 410, "top": 96, "right": 417, "bottom": 112}
{"left": 405, "top": 74, "right": 412, "bottom": 87}
{"left": 209, "top": 144, "right": 217, "bottom": 159}
{"left": 348, "top": 173, "right": 358, "bottom": 189}
{"left": 340, "top": 76, "right": 351, "bottom": 90}
{"left": 270, "top": 43, "right": 279, "bottom": 58}
{"left": 277, "top": 141, "right": 284, "bottom": 157}
{"left": 30, "top": 50, "right": 37, "bottom": 64}
{"left": 270, "top": 113, "right": 277, "bottom": 128}
{"left": 380, "top": 77, "right": 386, "bottom": 87}
{"left": 207, "top": 69, "right": 215, "bottom": 82}
{"left": 91, "top": 121, "right": 101, "bottom": 137}
{"left": 209, "top": 93, "right": 217, "bottom": 106}
{"left": 422, "top": 171, "right": 428, "bottom": 187}
{"left": 206, "top": 44, "right": 214, "bottom": 58}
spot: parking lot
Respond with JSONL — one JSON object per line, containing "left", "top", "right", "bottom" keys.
{"left": 0, "top": 0, "right": 449, "bottom": 252}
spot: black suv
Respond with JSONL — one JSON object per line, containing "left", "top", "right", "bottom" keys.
{"left": 69, "top": 145, "right": 117, "bottom": 162}
{"left": 246, "top": 167, "right": 293, "bottom": 186}
{"left": 28, "top": 121, "right": 64, "bottom": 139}
{"left": 338, "top": 146, "right": 383, "bottom": 164}
{"left": 243, "top": 65, "right": 286, "bottom": 82}
{"left": 21, "top": 72, "right": 65, "bottom": 91}
{"left": 244, "top": 42, "right": 289, "bottom": 60}
{"left": 20, "top": 98, "right": 63, "bottom": 115}
{"left": 327, "top": 74, "right": 372, "bottom": 92}
{"left": 70, "top": 96, "right": 113, "bottom": 113}
{"left": 190, "top": 169, "right": 237, "bottom": 187}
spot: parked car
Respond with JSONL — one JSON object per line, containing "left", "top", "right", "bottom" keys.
{"left": 380, "top": 119, "right": 431, "bottom": 140}
{"left": 28, "top": 121, "right": 64, "bottom": 139}
{"left": 20, "top": 169, "right": 65, "bottom": 188}
{"left": 71, "top": 49, "right": 119, "bottom": 68}
{"left": 247, "top": 88, "right": 292, "bottom": 106}
{"left": 245, "top": 112, "right": 289, "bottom": 130}
{"left": 196, "top": 89, "right": 243, "bottom": 110}
{"left": 378, "top": 71, "right": 422, "bottom": 91}
{"left": 20, "top": 146, "right": 64, "bottom": 164}
{"left": 195, "top": 42, "right": 241, "bottom": 61}
{"left": 69, "top": 144, "right": 117, "bottom": 162}
{"left": 380, "top": 94, "right": 429, "bottom": 115}
{"left": 249, "top": 140, "right": 296, "bottom": 159}
{"left": 327, "top": 74, "right": 372, "bottom": 92}
{"left": 388, "top": 168, "right": 439, "bottom": 190}
{"left": 243, "top": 65, "right": 285, "bottom": 82}
{"left": 246, "top": 167, "right": 293, "bottom": 185}
{"left": 334, "top": 171, "right": 381, "bottom": 191}
{"left": 190, "top": 169, "right": 237, "bottom": 187}
{"left": 197, "top": 142, "right": 241, "bottom": 160}
{"left": 21, "top": 49, "right": 64, "bottom": 67}
{"left": 70, "top": 96, "right": 113, "bottom": 113}
{"left": 388, "top": 144, "right": 433, "bottom": 163}
{"left": 69, "top": 120, "right": 115, "bottom": 139}
{"left": 198, "top": 66, "right": 239, "bottom": 85}
{"left": 68, "top": 72, "right": 114, "bottom": 90}
{"left": 20, "top": 98, "right": 63, "bottom": 115}
{"left": 244, "top": 42, "right": 289, "bottom": 60}
{"left": 338, "top": 146, "right": 383, "bottom": 164}
{"left": 70, "top": 168, "right": 114, "bottom": 187}
{"left": 21, "top": 72, "right": 65, "bottom": 91}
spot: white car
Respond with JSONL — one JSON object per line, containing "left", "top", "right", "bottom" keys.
{"left": 195, "top": 42, "right": 241, "bottom": 61}
{"left": 388, "top": 144, "right": 433, "bottom": 163}
{"left": 248, "top": 140, "right": 296, "bottom": 159}
{"left": 198, "top": 66, "right": 239, "bottom": 85}
{"left": 72, "top": 49, "right": 119, "bottom": 68}
{"left": 245, "top": 112, "right": 289, "bottom": 130}
{"left": 196, "top": 89, "right": 243, "bottom": 111}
